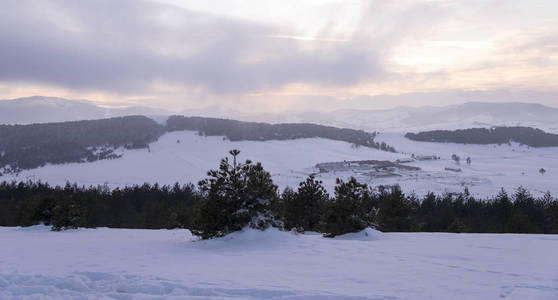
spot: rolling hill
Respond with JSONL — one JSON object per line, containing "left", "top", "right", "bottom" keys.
{"left": 2, "top": 97, "right": 558, "bottom": 133}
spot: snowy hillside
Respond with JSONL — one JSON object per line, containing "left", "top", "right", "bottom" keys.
{"left": 2, "top": 130, "right": 557, "bottom": 197}
{"left": 1, "top": 226, "right": 557, "bottom": 299}
{"left": 0, "top": 130, "right": 402, "bottom": 192}
{"left": 373, "top": 133, "right": 558, "bottom": 196}
{"left": 247, "top": 102, "right": 558, "bottom": 133}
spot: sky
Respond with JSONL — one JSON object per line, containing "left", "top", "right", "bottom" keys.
{"left": 1, "top": 0, "right": 557, "bottom": 113}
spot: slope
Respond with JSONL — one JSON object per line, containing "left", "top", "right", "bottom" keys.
{"left": 0, "top": 130, "right": 403, "bottom": 191}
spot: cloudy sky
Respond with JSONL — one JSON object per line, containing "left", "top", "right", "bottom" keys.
{"left": 1, "top": 0, "right": 557, "bottom": 113}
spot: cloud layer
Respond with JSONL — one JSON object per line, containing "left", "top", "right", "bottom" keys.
{"left": 0, "top": 0, "right": 384, "bottom": 95}
{"left": 0, "top": 0, "right": 557, "bottom": 111}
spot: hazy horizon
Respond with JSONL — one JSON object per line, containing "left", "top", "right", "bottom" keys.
{"left": 3, "top": 92, "right": 558, "bottom": 116}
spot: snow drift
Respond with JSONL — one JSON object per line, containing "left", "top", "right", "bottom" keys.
{"left": 1, "top": 225, "right": 557, "bottom": 299}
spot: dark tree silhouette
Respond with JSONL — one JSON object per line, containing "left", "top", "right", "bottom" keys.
{"left": 190, "top": 150, "right": 278, "bottom": 239}
{"left": 451, "top": 154, "right": 461, "bottom": 165}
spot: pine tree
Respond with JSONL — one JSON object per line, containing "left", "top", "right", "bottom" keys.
{"left": 243, "top": 160, "right": 279, "bottom": 229}
{"left": 21, "top": 195, "right": 56, "bottom": 226}
{"left": 446, "top": 218, "right": 467, "bottom": 233}
{"left": 321, "top": 177, "right": 374, "bottom": 237}
{"left": 508, "top": 187, "right": 536, "bottom": 233}
{"left": 377, "top": 185, "right": 416, "bottom": 232}
{"left": 51, "top": 194, "right": 85, "bottom": 231}
{"left": 548, "top": 193, "right": 558, "bottom": 234}
{"left": 190, "top": 150, "right": 278, "bottom": 239}
{"left": 283, "top": 175, "right": 328, "bottom": 232}
{"left": 494, "top": 188, "right": 512, "bottom": 232}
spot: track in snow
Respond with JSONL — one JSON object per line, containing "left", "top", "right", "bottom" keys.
{"left": 1, "top": 226, "right": 558, "bottom": 299}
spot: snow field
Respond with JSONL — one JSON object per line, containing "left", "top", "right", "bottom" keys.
{"left": 1, "top": 130, "right": 557, "bottom": 197}
{"left": 0, "top": 130, "right": 403, "bottom": 192}
{"left": 1, "top": 226, "right": 557, "bottom": 299}
{"left": 376, "top": 132, "right": 558, "bottom": 197}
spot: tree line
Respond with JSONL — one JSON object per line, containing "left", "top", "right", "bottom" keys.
{"left": 0, "top": 116, "right": 165, "bottom": 173}
{"left": 166, "top": 116, "right": 396, "bottom": 152}
{"left": 0, "top": 150, "right": 556, "bottom": 238}
{"left": 405, "top": 126, "right": 558, "bottom": 147}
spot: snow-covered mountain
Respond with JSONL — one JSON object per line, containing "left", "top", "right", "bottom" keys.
{"left": 401, "top": 102, "right": 558, "bottom": 132}
{"left": 0, "top": 96, "right": 168, "bottom": 124}
{"left": 246, "top": 102, "right": 558, "bottom": 133}
{"left": 2, "top": 96, "right": 558, "bottom": 133}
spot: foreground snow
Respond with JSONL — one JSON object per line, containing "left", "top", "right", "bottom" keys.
{"left": 1, "top": 226, "right": 557, "bottom": 299}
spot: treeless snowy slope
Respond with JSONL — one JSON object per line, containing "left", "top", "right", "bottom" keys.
{"left": 1, "top": 226, "right": 557, "bottom": 299}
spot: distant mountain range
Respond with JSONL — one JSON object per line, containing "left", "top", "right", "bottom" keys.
{"left": 1, "top": 96, "right": 558, "bottom": 133}
{"left": 0, "top": 96, "right": 169, "bottom": 124}
{"left": 248, "top": 102, "right": 558, "bottom": 133}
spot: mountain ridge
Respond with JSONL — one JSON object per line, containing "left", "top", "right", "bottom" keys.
{"left": 2, "top": 96, "right": 558, "bottom": 133}
{"left": 0, "top": 96, "right": 169, "bottom": 125}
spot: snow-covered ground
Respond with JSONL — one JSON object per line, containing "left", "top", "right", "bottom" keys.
{"left": 2, "top": 130, "right": 557, "bottom": 197}
{"left": 1, "top": 226, "right": 557, "bottom": 299}
{"left": 371, "top": 132, "right": 558, "bottom": 197}
{"left": 0, "top": 130, "right": 404, "bottom": 193}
